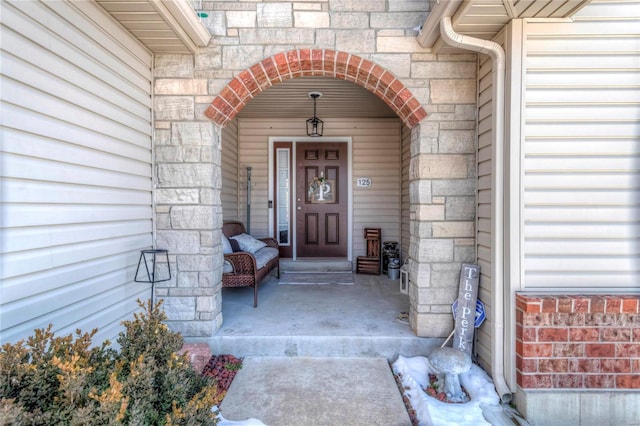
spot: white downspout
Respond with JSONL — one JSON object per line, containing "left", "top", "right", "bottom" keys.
{"left": 439, "top": 17, "right": 512, "bottom": 402}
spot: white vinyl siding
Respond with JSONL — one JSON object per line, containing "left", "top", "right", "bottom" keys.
{"left": 351, "top": 120, "right": 402, "bottom": 257}
{"left": 475, "top": 35, "right": 498, "bottom": 373}
{"left": 521, "top": 1, "right": 640, "bottom": 290}
{"left": 0, "top": 0, "right": 153, "bottom": 344}
{"left": 222, "top": 118, "right": 240, "bottom": 221}
{"left": 236, "top": 118, "right": 402, "bottom": 257}
{"left": 401, "top": 124, "right": 411, "bottom": 260}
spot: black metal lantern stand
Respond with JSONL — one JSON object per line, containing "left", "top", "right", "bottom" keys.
{"left": 134, "top": 249, "right": 171, "bottom": 308}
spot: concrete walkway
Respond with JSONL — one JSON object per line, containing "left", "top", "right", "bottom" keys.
{"left": 219, "top": 357, "right": 411, "bottom": 426}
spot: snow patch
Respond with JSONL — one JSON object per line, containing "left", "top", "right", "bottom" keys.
{"left": 213, "top": 407, "right": 267, "bottom": 426}
{"left": 393, "top": 355, "right": 501, "bottom": 426}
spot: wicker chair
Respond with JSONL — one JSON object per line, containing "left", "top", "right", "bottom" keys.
{"left": 222, "top": 221, "right": 280, "bottom": 307}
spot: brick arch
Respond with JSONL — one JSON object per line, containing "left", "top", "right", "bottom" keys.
{"left": 205, "top": 49, "right": 427, "bottom": 128}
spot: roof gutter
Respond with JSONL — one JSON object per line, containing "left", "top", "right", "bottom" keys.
{"left": 150, "top": 0, "right": 211, "bottom": 52}
{"left": 417, "top": 0, "right": 462, "bottom": 47}
{"left": 439, "top": 16, "right": 512, "bottom": 403}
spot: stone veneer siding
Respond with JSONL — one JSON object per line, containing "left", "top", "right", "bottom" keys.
{"left": 153, "top": 0, "right": 478, "bottom": 337}
{"left": 516, "top": 294, "right": 640, "bottom": 389}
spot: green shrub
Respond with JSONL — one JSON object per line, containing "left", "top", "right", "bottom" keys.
{"left": 0, "top": 299, "right": 220, "bottom": 425}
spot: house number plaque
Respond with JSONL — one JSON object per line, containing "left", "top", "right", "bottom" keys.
{"left": 356, "top": 178, "right": 372, "bottom": 187}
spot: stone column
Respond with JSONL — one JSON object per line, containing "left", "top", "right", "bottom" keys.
{"left": 154, "top": 55, "right": 224, "bottom": 337}
{"left": 408, "top": 58, "right": 477, "bottom": 337}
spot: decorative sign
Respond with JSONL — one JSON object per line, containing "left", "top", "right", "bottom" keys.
{"left": 452, "top": 264, "right": 481, "bottom": 355}
{"left": 452, "top": 299, "right": 486, "bottom": 328}
{"left": 308, "top": 179, "right": 335, "bottom": 204}
{"left": 356, "top": 177, "right": 372, "bottom": 187}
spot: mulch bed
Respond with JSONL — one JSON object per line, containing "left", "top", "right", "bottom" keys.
{"left": 202, "top": 354, "right": 243, "bottom": 397}
{"left": 390, "top": 363, "right": 419, "bottom": 426}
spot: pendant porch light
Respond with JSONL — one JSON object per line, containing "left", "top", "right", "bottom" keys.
{"left": 306, "top": 91, "right": 323, "bottom": 137}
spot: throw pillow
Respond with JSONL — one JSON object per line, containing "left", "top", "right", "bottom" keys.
{"left": 230, "top": 233, "right": 267, "bottom": 254}
{"left": 229, "top": 238, "right": 241, "bottom": 252}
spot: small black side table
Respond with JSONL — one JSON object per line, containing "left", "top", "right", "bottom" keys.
{"left": 134, "top": 249, "right": 171, "bottom": 308}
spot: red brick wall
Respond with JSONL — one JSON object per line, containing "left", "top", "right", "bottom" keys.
{"left": 516, "top": 294, "right": 640, "bottom": 389}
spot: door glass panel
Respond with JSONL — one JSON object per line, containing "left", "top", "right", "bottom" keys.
{"left": 276, "top": 148, "right": 290, "bottom": 245}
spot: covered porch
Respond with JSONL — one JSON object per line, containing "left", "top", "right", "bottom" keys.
{"left": 208, "top": 260, "right": 443, "bottom": 360}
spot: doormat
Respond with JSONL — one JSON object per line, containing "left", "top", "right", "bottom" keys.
{"left": 278, "top": 272, "right": 354, "bottom": 285}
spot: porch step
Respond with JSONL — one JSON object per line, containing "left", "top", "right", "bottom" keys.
{"left": 209, "top": 273, "right": 441, "bottom": 361}
{"left": 280, "top": 258, "right": 352, "bottom": 272}
{"left": 208, "top": 335, "right": 442, "bottom": 361}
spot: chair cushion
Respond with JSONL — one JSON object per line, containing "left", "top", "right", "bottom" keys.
{"left": 254, "top": 247, "right": 279, "bottom": 270}
{"left": 222, "top": 235, "right": 233, "bottom": 254}
{"left": 223, "top": 259, "right": 234, "bottom": 273}
{"left": 230, "top": 233, "right": 267, "bottom": 254}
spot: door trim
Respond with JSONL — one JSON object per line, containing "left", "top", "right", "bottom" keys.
{"left": 268, "top": 137, "right": 353, "bottom": 261}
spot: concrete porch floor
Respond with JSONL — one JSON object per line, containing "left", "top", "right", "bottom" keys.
{"left": 207, "top": 262, "right": 443, "bottom": 360}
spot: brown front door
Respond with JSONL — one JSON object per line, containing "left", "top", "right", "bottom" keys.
{"left": 296, "top": 142, "right": 348, "bottom": 257}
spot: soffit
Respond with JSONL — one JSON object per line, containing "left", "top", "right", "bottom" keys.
{"left": 236, "top": 77, "right": 398, "bottom": 120}
{"left": 95, "top": 0, "right": 210, "bottom": 53}
{"left": 421, "top": 0, "right": 592, "bottom": 51}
